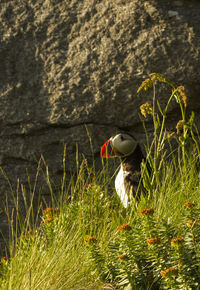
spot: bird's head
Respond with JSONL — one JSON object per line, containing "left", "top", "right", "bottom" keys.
{"left": 101, "top": 133, "right": 138, "bottom": 158}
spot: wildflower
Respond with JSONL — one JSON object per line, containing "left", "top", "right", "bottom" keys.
{"left": 149, "top": 73, "right": 168, "bottom": 84}
{"left": 167, "top": 132, "right": 175, "bottom": 139}
{"left": 184, "top": 202, "right": 195, "bottom": 208}
{"left": 177, "top": 86, "right": 187, "bottom": 107}
{"left": 137, "top": 78, "right": 153, "bottom": 93}
{"left": 178, "top": 262, "right": 184, "bottom": 268}
{"left": 43, "top": 207, "right": 59, "bottom": 219}
{"left": 84, "top": 237, "right": 97, "bottom": 244}
{"left": 43, "top": 207, "right": 54, "bottom": 215}
{"left": 147, "top": 237, "right": 161, "bottom": 246}
{"left": 161, "top": 267, "right": 178, "bottom": 278}
{"left": 140, "top": 102, "right": 153, "bottom": 118}
{"left": 171, "top": 238, "right": 184, "bottom": 247}
{"left": 0, "top": 256, "right": 8, "bottom": 264}
{"left": 187, "top": 220, "right": 196, "bottom": 228}
{"left": 118, "top": 254, "right": 129, "bottom": 260}
{"left": 139, "top": 208, "right": 154, "bottom": 216}
{"left": 44, "top": 217, "right": 53, "bottom": 225}
{"left": 28, "top": 230, "right": 33, "bottom": 235}
{"left": 117, "top": 224, "right": 132, "bottom": 231}
{"left": 176, "top": 120, "right": 184, "bottom": 135}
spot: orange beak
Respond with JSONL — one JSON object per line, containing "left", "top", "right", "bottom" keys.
{"left": 101, "top": 139, "right": 117, "bottom": 158}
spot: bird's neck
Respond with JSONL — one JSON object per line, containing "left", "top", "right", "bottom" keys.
{"left": 120, "top": 144, "right": 144, "bottom": 172}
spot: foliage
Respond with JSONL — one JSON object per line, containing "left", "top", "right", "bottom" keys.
{"left": 0, "top": 74, "right": 200, "bottom": 289}
{"left": 86, "top": 203, "right": 200, "bottom": 289}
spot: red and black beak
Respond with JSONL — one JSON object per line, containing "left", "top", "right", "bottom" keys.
{"left": 101, "top": 139, "right": 117, "bottom": 158}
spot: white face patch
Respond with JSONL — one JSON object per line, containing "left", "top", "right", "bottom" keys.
{"left": 111, "top": 134, "right": 137, "bottom": 156}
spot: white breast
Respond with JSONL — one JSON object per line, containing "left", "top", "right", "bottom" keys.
{"left": 115, "top": 165, "right": 129, "bottom": 208}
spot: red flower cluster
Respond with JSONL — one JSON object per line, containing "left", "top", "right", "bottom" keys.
{"left": 139, "top": 208, "right": 154, "bottom": 216}
{"left": 118, "top": 254, "right": 129, "bottom": 260}
{"left": 171, "top": 238, "right": 184, "bottom": 247}
{"left": 42, "top": 207, "right": 59, "bottom": 225}
{"left": 161, "top": 267, "right": 178, "bottom": 278}
{"left": 184, "top": 202, "right": 195, "bottom": 208}
{"left": 0, "top": 256, "right": 8, "bottom": 264}
{"left": 117, "top": 224, "right": 132, "bottom": 231}
{"left": 84, "top": 237, "right": 97, "bottom": 244}
{"left": 147, "top": 237, "right": 160, "bottom": 246}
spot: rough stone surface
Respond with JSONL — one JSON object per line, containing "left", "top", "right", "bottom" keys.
{"left": 0, "top": 0, "right": 200, "bottom": 250}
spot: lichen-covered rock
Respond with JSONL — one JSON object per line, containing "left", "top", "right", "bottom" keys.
{"left": 0, "top": 0, "right": 200, "bottom": 247}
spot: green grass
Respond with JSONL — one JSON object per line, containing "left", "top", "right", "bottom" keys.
{"left": 1, "top": 74, "right": 200, "bottom": 289}
{"left": 1, "top": 154, "right": 200, "bottom": 289}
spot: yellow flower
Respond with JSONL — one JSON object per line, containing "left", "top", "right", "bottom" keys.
{"left": 84, "top": 237, "right": 97, "bottom": 244}
{"left": 187, "top": 220, "right": 196, "bottom": 228}
{"left": 118, "top": 254, "right": 129, "bottom": 260}
{"left": 139, "top": 208, "right": 154, "bottom": 216}
{"left": 137, "top": 78, "right": 153, "bottom": 93}
{"left": 149, "top": 73, "right": 168, "bottom": 84}
{"left": 147, "top": 237, "right": 161, "bottom": 246}
{"left": 140, "top": 102, "right": 153, "bottom": 118}
{"left": 167, "top": 132, "right": 175, "bottom": 139}
{"left": 118, "top": 224, "right": 132, "bottom": 231}
{"left": 161, "top": 267, "right": 178, "bottom": 278}
{"left": 184, "top": 202, "right": 195, "bottom": 208}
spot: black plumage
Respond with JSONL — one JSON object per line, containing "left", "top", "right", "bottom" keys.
{"left": 101, "top": 133, "right": 149, "bottom": 207}
{"left": 120, "top": 144, "right": 145, "bottom": 199}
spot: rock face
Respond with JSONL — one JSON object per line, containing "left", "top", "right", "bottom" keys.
{"left": 0, "top": 0, "right": 200, "bottom": 248}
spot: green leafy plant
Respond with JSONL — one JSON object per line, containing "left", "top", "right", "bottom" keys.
{"left": 86, "top": 204, "right": 200, "bottom": 289}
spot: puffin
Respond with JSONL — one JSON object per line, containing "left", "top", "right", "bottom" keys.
{"left": 101, "top": 133, "right": 146, "bottom": 208}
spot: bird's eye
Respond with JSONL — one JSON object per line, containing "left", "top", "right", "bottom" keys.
{"left": 120, "top": 135, "right": 124, "bottom": 141}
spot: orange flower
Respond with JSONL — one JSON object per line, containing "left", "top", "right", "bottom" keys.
{"left": 0, "top": 256, "right": 8, "bottom": 264}
{"left": 177, "top": 86, "right": 187, "bottom": 107}
{"left": 43, "top": 207, "right": 54, "bottom": 215}
{"left": 161, "top": 267, "right": 178, "bottom": 278}
{"left": 184, "top": 202, "right": 195, "bottom": 208}
{"left": 118, "top": 254, "right": 129, "bottom": 260}
{"left": 117, "top": 224, "right": 132, "bottom": 231}
{"left": 171, "top": 238, "right": 184, "bottom": 247}
{"left": 44, "top": 217, "right": 53, "bottom": 224}
{"left": 84, "top": 237, "right": 97, "bottom": 244}
{"left": 147, "top": 237, "right": 160, "bottom": 246}
{"left": 176, "top": 120, "right": 184, "bottom": 135}
{"left": 139, "top": 208, "right": 154, "bottom": 216}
